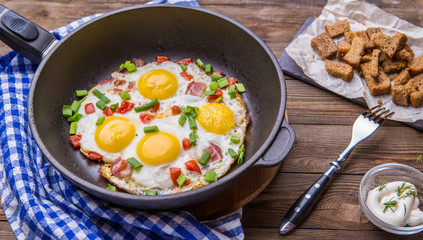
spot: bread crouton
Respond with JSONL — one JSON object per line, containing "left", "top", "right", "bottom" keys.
{"left": 393, "top": 69, "right": 410, "bottom": 86}
{"left": 361, "top": 62, "right": 391, "bottom": 96}
{"left": 325, "top": 20, "right": 350, "bottom": 38}
{"left": 337, "top": 42, "right": 350, "bottom": 60}
{"left": 361, "top": 54, "right": 372, "bottom": 62}
{"left": 310, "top": 33, "right": 338, "bottom": 60}
{"left": 371, "top": 32, "right": 402, "bottom": 58}
{"left": 370, "top": 49, "right": 381, "bottom": 77}
{"left": 325, "top": 60, "right": 354, "bottom": 82}
{"left": 408, "top": 55, "right": 423, "bottom": 75}
{"left": 345, "top": 31, "right": 368, "bottom": 44}
{"left": 392, "top": 85, "right": 410, "bottom": 106}
{"left": 366, "top": 27, "right": 381, "bottom": 38}
{"left": 381, "top": 58, "right": 408, "bottom": 74}
{"left": 410, "top": 91, "right": 423, "bottom": 108}
{"left": 396, "top": 48, "right": 413, "bottom": 61}
{"left": 343, "top": 37, "right": 365, "bottom": 67}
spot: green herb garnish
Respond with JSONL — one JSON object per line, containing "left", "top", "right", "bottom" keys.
{"left": 382, "top": 197, "right": 397, "bottom": 213}
{"left": 417, "top": 155, "right": 422, "bottom": 163}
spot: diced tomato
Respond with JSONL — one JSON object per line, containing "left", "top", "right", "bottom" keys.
{"left": 185, "top": 179, "right": 191, "bottom": 185}
{"left": 139, "top": 113, "right": 155, "bottom": 124}
{"left": 87, "top": 151, "right": 102, "bottom": 162}
{"left": 150, "top": 102, "right": 160, "bottom": 113}
{"left": 170, "top": 167, "right": 182, "bottom": 186}
{"left": 103, "top": 106, "right": 114, "bottom": 117}
{"left": 85, "top": 103, "right": 95, "bottom": 114}
{"left": 175, "top": 58, "right": 193, "bottom": 65}
{"left": 228, "top": 77, "right": 238, "bottom": 86}
{"left": 208, "top": 89, "right": 223, "bottom": 103}
{"left": 180, "top": 72, "right": 193, "bottom": 81}
{"left": 116, "top": 101, "right": 135, "bottom": 114}
{"left": 182, "top": 138, "right": 191, "bottom": 150}
{"left": 69, "top": 134, "right": 82, "bottom": 148}
{"left": 172, "top": 105, "right": 180, "bottom": 115}
{"left": 113, "top": 88, "right": 123, "bottom": 93}
{"left": 184, "top": 160, "right": 201, "bottom": 174}
{"left": 211, "top": 70, "right": 225, "bottom": 77}
{"left": 156, "top": 56, "right": 170, "bottom": 64}
{"left": 114, "top": 79, "right": 126, "bottom": 86}
{"left": 98, "top": 78, "right": 114, "bottom": 85}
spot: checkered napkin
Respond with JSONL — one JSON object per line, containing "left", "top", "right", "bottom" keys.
{"left": 0, "top": 1, "right": 245, "bottom": 239}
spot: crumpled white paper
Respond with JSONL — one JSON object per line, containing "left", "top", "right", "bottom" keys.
{"left": 285, "top": 0, "right": 423, "bottom": 122}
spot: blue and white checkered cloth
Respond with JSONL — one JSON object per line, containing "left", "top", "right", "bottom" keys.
{"left": 0, "top": 1, "right": 245, "bottom": 239}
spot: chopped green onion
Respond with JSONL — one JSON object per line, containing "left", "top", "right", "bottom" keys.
{"left": 71, "top": 100, "right": 81, "bottom": 113}
{"left": 199, "top": 150, "right": 211, "bottom": 166}
{"left": 69, "top": 122, "right": 77, "bottom": 135}
{"left": 75, "top": 90, "right": 88, "bottom": 97}
{"left": 127, "top": 157, "right": 143, "bottom": 169}
{"left": 237, "top": 151, "right": 245, "bottom": 165}
{"left": 178, "top": 113, "right": 187, "bottom": 127}
{"left": 188, "top": 110, "right": 198, "bottom": 119}
{"left": 205, "top": 171, "right": 217, "bottom": 183}
{"left": 228, "top": 148, "right": 238, "bottom": 159}
{"left": 110, "top": 103, "right": 119, "bottom": 111}
{"left": 189, "top": 131, "right": 197, "bottom": 145}
{"left": 211, "top": 74, "right": 222, "bottom": 81}
{"left": 134, "top": 98, "right": 159, "bottom": 112}
{"left": 180, "top": 64, "right": 188, "bottom": 72}
{"left": 79, "top": 96, "right": 87, "bottom": 104}
{"left": 107, "top": 184, "right": 117, "bottom": 191}
{"left": 196, "top": 59, "right": 205, "bottom": 69}
{"left": 205, "top": 64, "right": 212, "bottom": 75}
{"left": 124, "top": 60, "right": 131, "bottom": 68}
{"left": 217, "top": 78, "right": 229, "bottom": 88}
{"left": 126, "top": 63, "right": 137, "bottom": 73}
{"left": 177, "top": 173, "right": 187, "bottom": 187}
{"left": 67, "top": 113, "right": 82, "bottom": 122}
{"left": 145, "top": 189, "right": 158, "bottom": 196}
{"left": 96, "top": 100, "right": 107, "bottom": 110}
{"left": 204, "top": 90, "right": 217, "bottom": 96}
{"left": 188, "top": 116, "right": 197, "bottom": 130}
{"left": 214, "top": 96, "right": 223, "bottom": 103}
{"left": 119, "top": 63, "right": 125, "bottom": 72}
{"left": 230, "top": 135, "right": 241, "bottom": 143}
{"left": 119, "top": 91, "right": 131, "bottom": 101}
{"left": 92, "top": 89, "right": 110, "bottom": 104}
{"left": 239, "top": 144, "right": 245, "bottom": 152}
{"left": 209, "top": 82, "right": 218, "bottom": 90}
{"left": 228, "top": 85, "right": 237, "bottom": 99}
{"left": 62, "top": 105, "right": 72, "bottom": 117}
{"left": 144, "top": 125, "right": 159, "bottom": 133}
{"left": 236, "top": 83, "right": 246, "bottom": 93}
{"left": 96, "top": 116, "right": 106, "bottom": 126}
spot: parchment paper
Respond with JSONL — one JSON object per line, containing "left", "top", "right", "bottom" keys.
{"left": 285, "top": 0, "right": 423, "bottom": 122}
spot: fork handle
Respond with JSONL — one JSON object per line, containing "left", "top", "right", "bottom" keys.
{"left": 279, "top": 169, "right": 335, "bottom": 234}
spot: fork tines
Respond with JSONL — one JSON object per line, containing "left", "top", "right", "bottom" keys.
{"left": 362, "top": 104, "right": 395, "bottom": 124}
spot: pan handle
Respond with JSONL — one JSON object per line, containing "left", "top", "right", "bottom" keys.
{"left": 253, "top": 120, "right": 295, "bottom": 168}
{"left": 0, "top": 5, "right": 58, "bottom": 63}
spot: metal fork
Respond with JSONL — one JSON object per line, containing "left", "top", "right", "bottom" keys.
{"left": 279, "top": 104, "right": 394, "bottom": 235}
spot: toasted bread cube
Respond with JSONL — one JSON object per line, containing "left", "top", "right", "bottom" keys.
{"left": 371, "top": 32, "right": 401, "bottom": 58}
{"left": 393, "top": 69, "right": 410, "bottom": 86}
{"left": 361, "top": 62, "right": 391, "bottom": 96}
{"left": 343, "top": 37, "right": 365, "bottom": 67}
{"left": 410, "top": 91, "right": 423, "bottom": 108}
{"left": 396, "top": 48, "right": 413, "bottom": 61}
{"left": 361, "top": 54, "right": 372, "bottom": 62}
{"left": 325, "top": 60, "right": 354, "bottom": 82}
{"left": 366, "top": 27, "right": 381, "bottom": 38}
{"left": 337, "top": 42, "right": 350, "bottom": 60}
{"left": 393, "top": 32, "right": 408, "bottom": 50}
{"left": 381, "top": 58, "right": 408, "bottom": 74}
{"left": 392, "top": 85, "right": 410, "bottom": 106}
{"left": 325, "top": 20, "right": 350, "bottom": 38}
{"left": 408, "top": 55, "right": 423, "bottom": 75}
{"left": 310, "top": 33, "right": 338, "bottom": 60}
{"left": 345, "top": 31, "right": 369, "bottom": 44}
{"left": 370, "top": 49, "right": 381, "bottom": 77}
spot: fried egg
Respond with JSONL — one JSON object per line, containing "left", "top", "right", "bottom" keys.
{"left": 70, "top": 58, "right": 249, "bottom": 195}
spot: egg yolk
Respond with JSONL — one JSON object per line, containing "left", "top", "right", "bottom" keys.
{"left": 95, "top": 117, "right": 135, "bottom": 153}
{"left": 138, "top": 69, "right": 178, "bottom": 100}
{"left": 197, "top": 103, "right": 235, "bottom": 135}
{"left": 137, "top": 132, "right": 180, "bottom": 165}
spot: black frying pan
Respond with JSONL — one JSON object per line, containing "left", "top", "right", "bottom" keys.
{"left": 0, "top": 4, "right": 295, "bottom": 209}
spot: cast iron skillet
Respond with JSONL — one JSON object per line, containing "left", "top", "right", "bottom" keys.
{"left": 0, "top": 4, "right": 295, "bottom": 209}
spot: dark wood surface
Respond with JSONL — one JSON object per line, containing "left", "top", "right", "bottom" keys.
{"left": 1, "top": 0, "right": 423, "bottom": 239}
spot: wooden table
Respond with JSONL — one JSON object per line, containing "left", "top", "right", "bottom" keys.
{"left": 1, "top": 0, "right": 423, "bottom": 239}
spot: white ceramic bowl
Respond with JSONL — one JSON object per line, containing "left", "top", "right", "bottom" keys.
{"left": 359, "top": 163, "right": 423, "bottom": 235}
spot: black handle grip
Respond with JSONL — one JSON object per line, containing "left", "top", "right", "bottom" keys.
{"left": 0, "top": 5, "right": 57, "bottom": 63}
{"left": 279, "top": 174, "right": 330, "bottom": 234}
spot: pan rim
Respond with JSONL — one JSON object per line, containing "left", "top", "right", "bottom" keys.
{"left": 27, "top": 4, "right": 287, "bottom": 206}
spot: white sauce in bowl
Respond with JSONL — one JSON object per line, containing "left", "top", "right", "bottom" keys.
{"left": 366, "top": 181, "right": 423, "bottom": 226}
